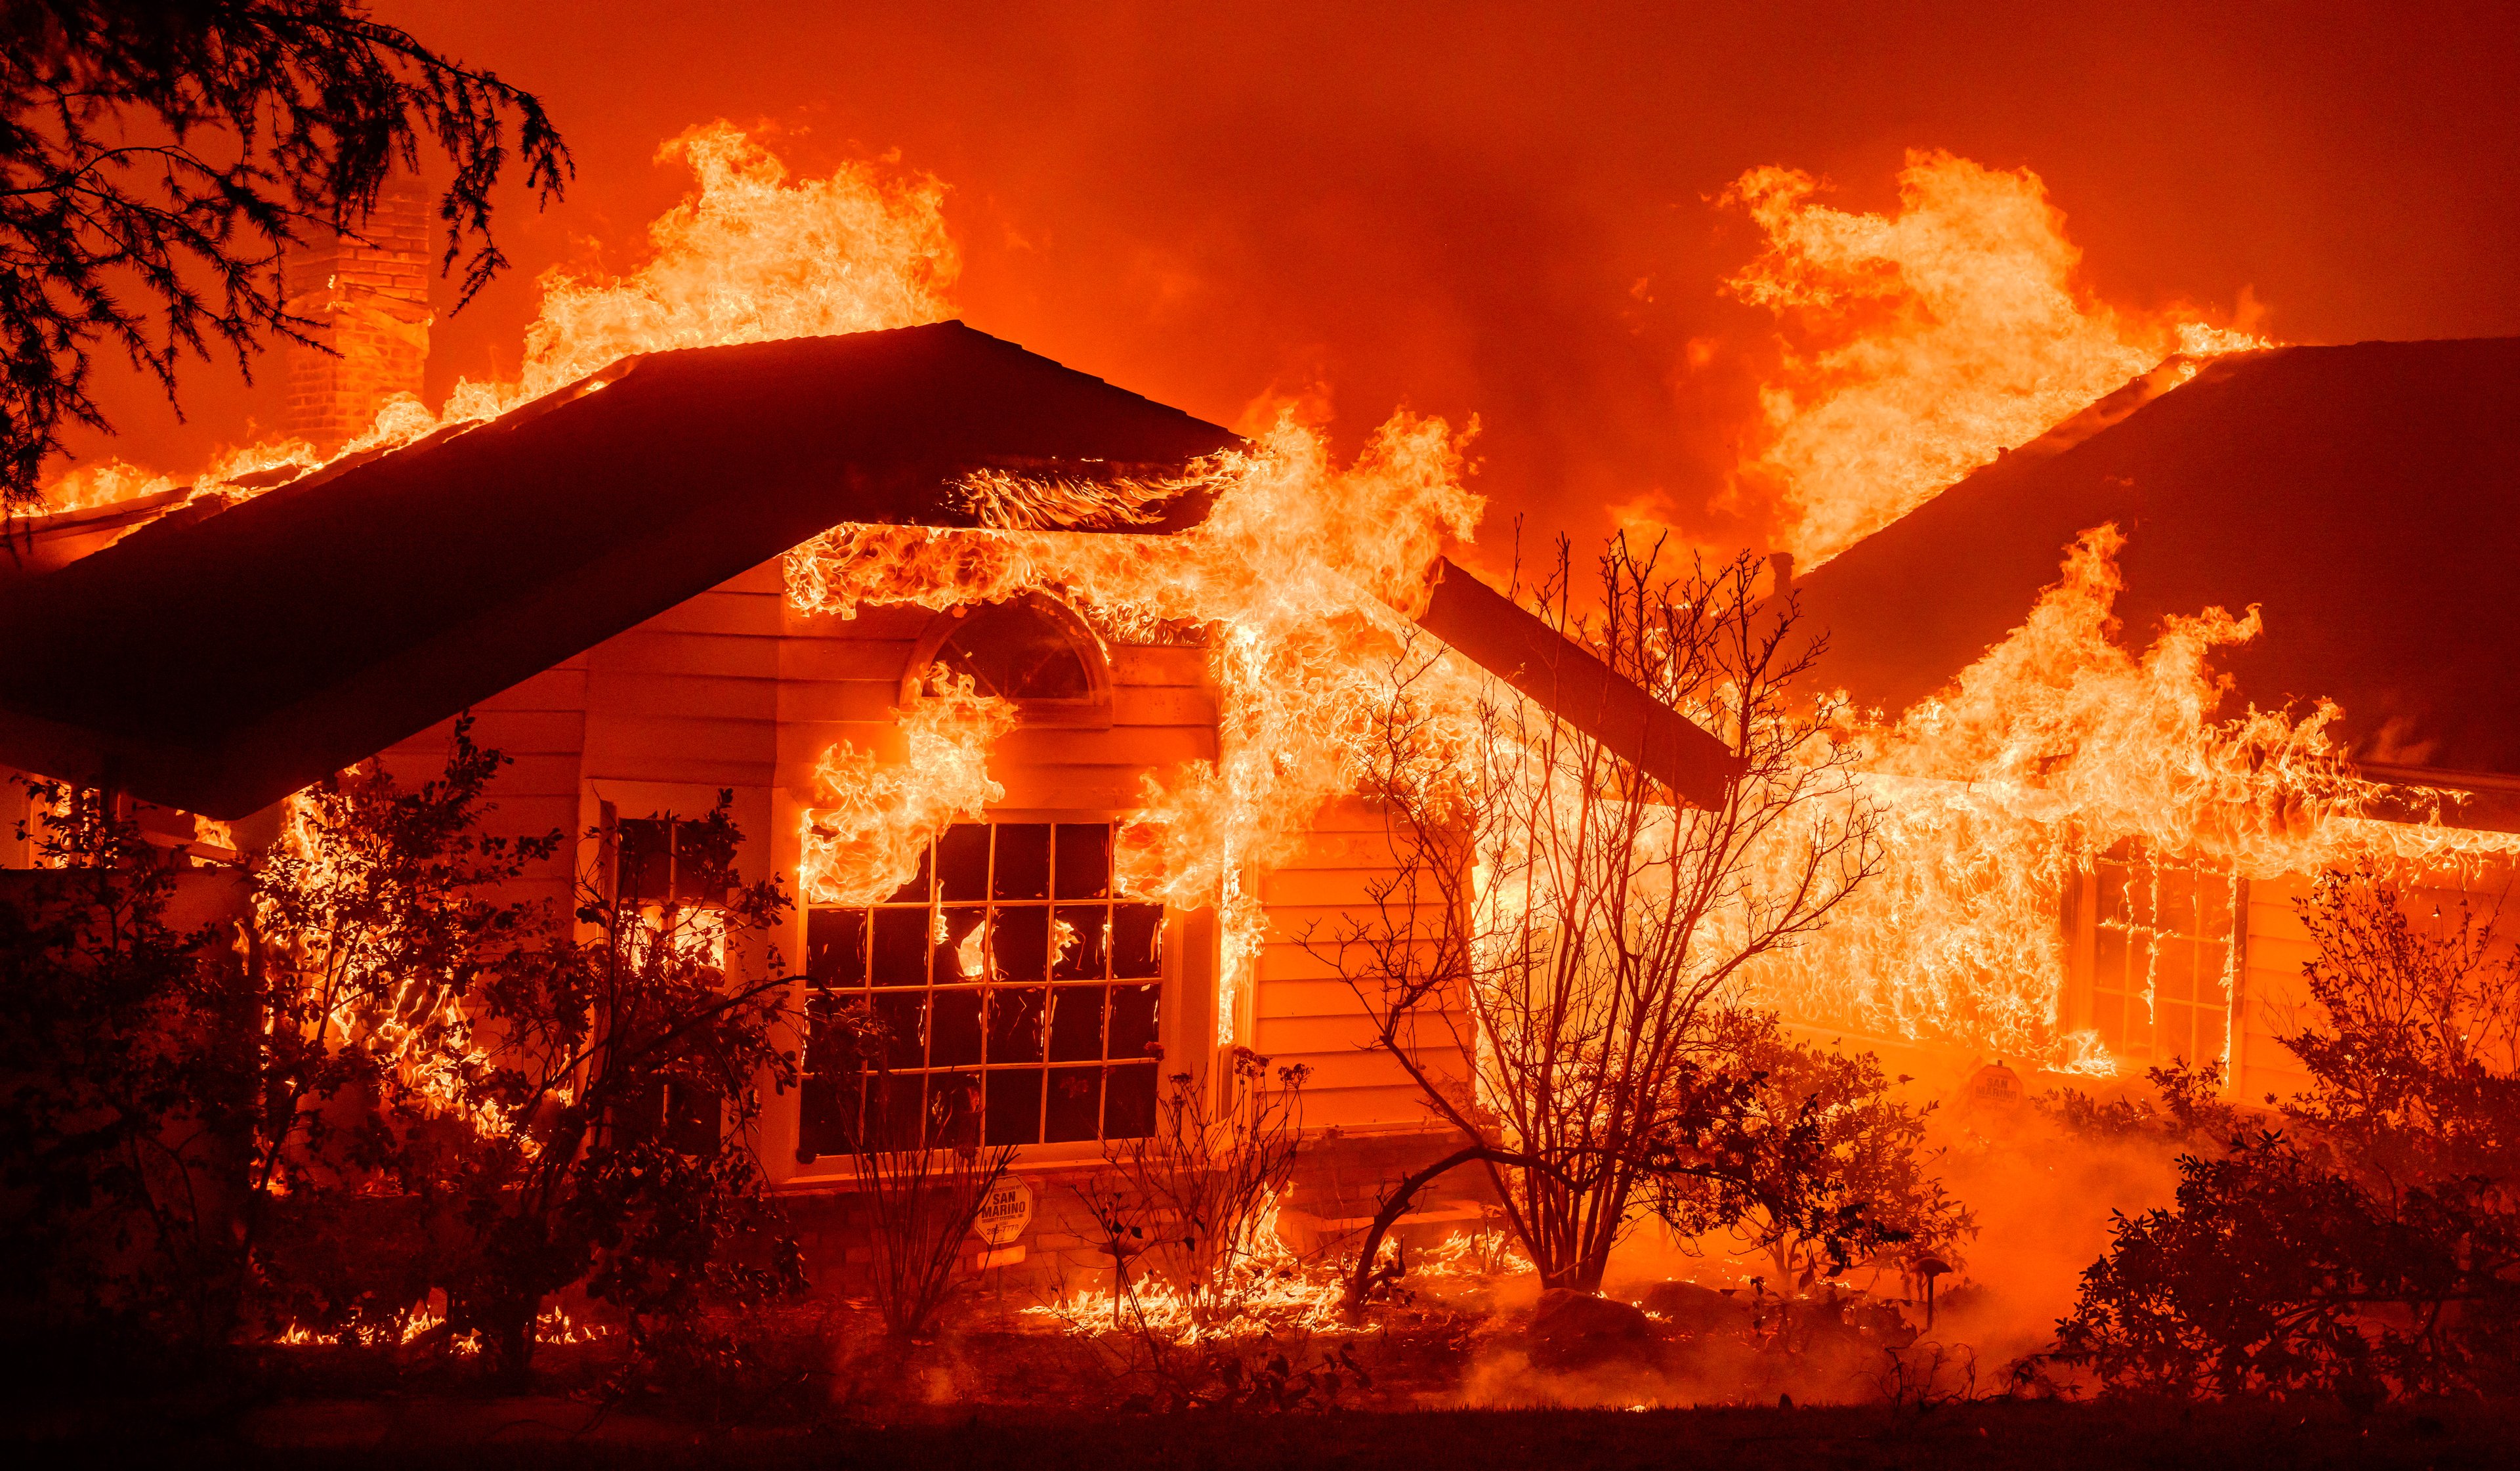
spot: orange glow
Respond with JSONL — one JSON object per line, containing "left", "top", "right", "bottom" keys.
{"left": 37, "top": 123, "right": 953, "bottom": 514}
{"left": 1746, "top": 526, "right": 2520, "bottom": 1065}
{"left": 1724, "top": 150, "right": 2269, "bottom": 566}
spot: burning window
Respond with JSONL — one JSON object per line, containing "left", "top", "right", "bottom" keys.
{"left": 904, "top": 593, "right": 1110, "bottom": 727}
{"left": 2067, "top": 844, "right": 2244, "bottom": 1069}
{"left": 797, "top": 820, "right": 1164, "bottom": 1159}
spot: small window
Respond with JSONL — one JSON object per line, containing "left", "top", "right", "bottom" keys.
{"left": 797, "top": 819, "right": 1164, "bottom": 1159}
{"left": 2068, "top": 843, "right": 2243, "bottom": 1069}
{"left": 616, "top": 814, "right": 730, "bottom": 906}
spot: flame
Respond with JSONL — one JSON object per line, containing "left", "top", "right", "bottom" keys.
{"left": 1023, "top": 1185, "right": 1354, "bottom": 1340}
{"left": 35, "top": 122, "right": 952, "bottom": 515}
{"left": 787, "top": 412, "right": 1484, "bottom": 1042}
{"left": 275, "top": 1300, "right": 607, "bottom": 1353}
{"left": 442, "top": 121, "right": 956, "bottom": 423}
{"left": 798, "top": 667, "right": 1017, "bottom": 908}
{"left": 1723, "top": 150, "right": 2269, "bottom": 566}
{"left": 1746, "top": 526, "right": 2520, "bottom": 1061}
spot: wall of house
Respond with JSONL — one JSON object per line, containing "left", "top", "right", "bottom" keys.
{"left": 383, "top": 557, "right": 1471, "bottom": 1189}
{"left": 1254, "top": 797, "right": 1469, "bottom": 1133}
{"left": 2230, "top": 856, "right": 2520, "bottom": 1109}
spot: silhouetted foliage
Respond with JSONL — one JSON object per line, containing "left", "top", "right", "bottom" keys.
{"left": 2059, "top": 866, "right": 2520, "bottom": 1402}
{"left": 1668, "top": 1014, "right": 1976, "bottom": 1293}
{"left": 2278, "top": 864, "right": 2520, "bottom": 1189}
{"left": 0, "top": 784, "right": 246, "bottom": 1365}
{"left": 835, "top": 1045, "right": 1014, "bottom": 1344}
{"left": 2036, "top": 1058, "right": 2242, "bottom": 1148}
{"left": 0, "top": 725, "right": 807, "bottom": 1387}
{"left": 2058, "top": 1128, "right": 2520, "bottom": 1402}
{"left": 1, "top": 0, "right": 570, "bottom": 507}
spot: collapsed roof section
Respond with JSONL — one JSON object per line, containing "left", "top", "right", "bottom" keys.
{"left": 0, "top": 323, "right": 1236, "bottom": 816}
{"left": 1788, "top": 337, "right": 2520, "bottom": 784}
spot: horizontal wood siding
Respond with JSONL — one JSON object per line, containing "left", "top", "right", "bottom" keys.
{"left": 1256, "top": 798, "right": 1464, "bottom": 1130}
{"left": 2235, "top": 857, "right": 2520, "bottom": 1109}
{"left": 376, "top": 652, "right": 588, "bottom": 910}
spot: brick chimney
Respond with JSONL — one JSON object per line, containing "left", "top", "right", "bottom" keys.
{"left": 282, "top": 181, "right": 434, "bottom": 454}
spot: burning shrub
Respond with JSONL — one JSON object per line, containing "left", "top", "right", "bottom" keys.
{"left": 1072, "top": 1051, "right": 1312, "bottom": 1334}
{"left": 235, "top": 727, "right": 808, "bottom": 1382}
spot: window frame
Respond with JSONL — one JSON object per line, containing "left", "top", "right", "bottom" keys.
{"left": 2061, "top": 843, "right": 2249, "bottom": 1076}
{"left": 899, "top": 591, "right": 1115, "bottom": 730}
{"left": 786, "top": 813, "right": 1188, "bottom": 1175}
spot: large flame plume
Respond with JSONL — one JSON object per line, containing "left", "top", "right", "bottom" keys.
{"left": 35, "top": 123, "right": 955, "bottom": 513}
{"left": 1724, "top": 150, "right": 2268, "bottom": 566}
{"left": 799, "top": 668, "right": 1017, "bottom": 908}
{"left": 788, "top": 412, "right": 1484, "bottom": 1041}
{"left": 1747, "top": 527, "right": 2520, "bottom": 1065}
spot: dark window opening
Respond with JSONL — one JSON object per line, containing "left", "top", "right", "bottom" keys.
{"left": 614, "top": 1079, "right": 721, "bottom": 1156}
{"left": 799, "top": 820, "right": 1164, "bottom": 1160}
{"left": 934, "top": 598, "right": 1095, "bottom": 702}
{"left": 616, "top": 813, "right": 730, "bottom": 906}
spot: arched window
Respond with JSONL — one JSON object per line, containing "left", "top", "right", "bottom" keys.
{"left": 902, "top": 593, "right": 1112, "bottom": 727}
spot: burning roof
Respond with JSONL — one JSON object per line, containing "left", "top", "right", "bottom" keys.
{"left": 0, "top": 321, "right": 1742, "bottom": 824}
{"left": 0, "top": 324, "right": 1234, "bottom": 817}
{"left": 1790, "top": 337, "right": 2520, "bottom": 784}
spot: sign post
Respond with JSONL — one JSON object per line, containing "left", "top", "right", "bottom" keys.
{"left": 971, "top": 1174, "right": 1034, "bottom": 1269}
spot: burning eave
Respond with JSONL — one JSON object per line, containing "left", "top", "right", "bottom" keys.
{"left": 0, "top": 323, "right": 1234, "bottom": 817}
{"left": 1412, "top": 558, "right": 1742, "bottom": 809}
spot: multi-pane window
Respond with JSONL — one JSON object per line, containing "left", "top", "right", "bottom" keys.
{"left": 608, "top": 809, "right": 730, "bottom": 1152}
{"left": 2077, "top": 844, "right": 2242, "bottom": 1068}
{"left": 798, "top": 821, "right": 1165, "bottom": 1158}
{"left": 616, "top": 814, "right": 729, "bottom": 906}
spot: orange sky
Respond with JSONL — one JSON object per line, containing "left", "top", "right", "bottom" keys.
{"left": 66, "top": 0, "right": 2520, "bottom": 554}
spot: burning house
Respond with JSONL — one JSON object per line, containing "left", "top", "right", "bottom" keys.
{"left": 9, "top": 115, "right": 2517, "bottom": 1345}
{"left": 1771, "top": 335, "right": 2520, "bottom": 1105}
{"left": 0, "top": 309, "right": 1744, "bottom": 1290}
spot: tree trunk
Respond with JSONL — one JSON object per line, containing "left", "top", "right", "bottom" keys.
{"left": 485, "top": 1301, "right": 538, "bottom": 1392}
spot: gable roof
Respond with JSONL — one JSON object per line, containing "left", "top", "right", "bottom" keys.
{"left": 0, "top": 322, "right": 1235, "bottom": 816}
{"left": 1788, "top": 337, "right": 2520, "bottom": 783}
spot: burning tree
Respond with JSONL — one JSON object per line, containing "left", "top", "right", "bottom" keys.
{"left": 1314, "top": 537, "right": 1881, "bottom": 1295}
{"left": 17, "top": 722, "right": 813, "bottom": 1382}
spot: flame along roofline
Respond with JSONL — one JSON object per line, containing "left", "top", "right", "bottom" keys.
{"left": 0, "top": 320, "right": 1742, "bottom": 823}
{"left": 1787, "top": 336, "right": 2520, "bottom": 809}
{"left": 0, "top": 323, "right": 1237, "bottom": 817}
